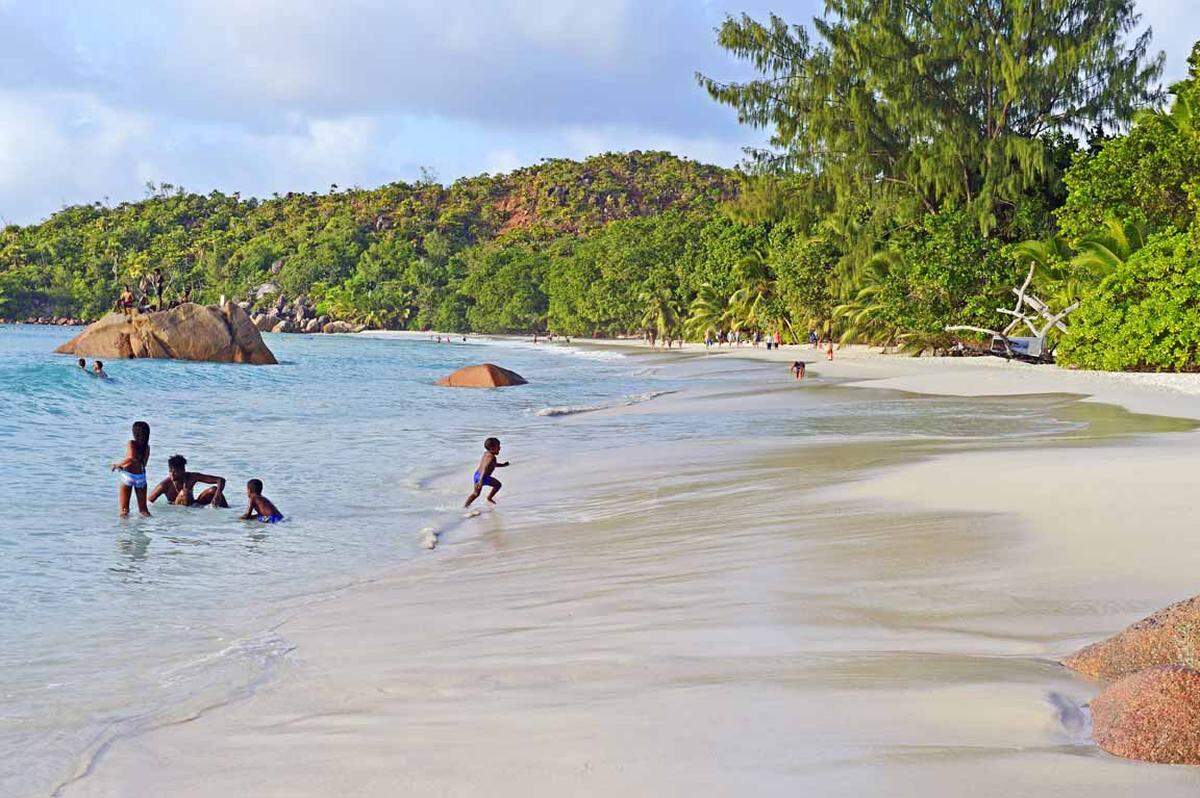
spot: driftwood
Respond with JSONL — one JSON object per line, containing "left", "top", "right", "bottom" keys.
{"left": 945, "top": 265, "right": 1077, "bottom": 363}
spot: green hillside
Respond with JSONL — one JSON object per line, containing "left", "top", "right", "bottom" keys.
{"left": 0, "top": 151, "right": 737, "bottom": 332}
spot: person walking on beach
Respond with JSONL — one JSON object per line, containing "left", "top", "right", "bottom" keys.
{"left": 149, "top": 455, "right": 229, "bottom": 508}
{"left": 464, "top": 437, "right": 509, "bottom": 507}
{"left": 826, "top": 338, "right": 835, "bottom": 361}
{"left": 791, "top": 361, "right": 806, "bottom": 380}
{"left": 110, "top": 421, "right": 152, "bottom": 517}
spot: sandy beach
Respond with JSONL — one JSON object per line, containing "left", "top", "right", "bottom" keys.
{"left": 60, "top": 343, "right": 1200, "bottom": 797}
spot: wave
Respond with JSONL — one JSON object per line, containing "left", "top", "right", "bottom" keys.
{"left": 534, "top": 389, "right": 677, "bottom": 418}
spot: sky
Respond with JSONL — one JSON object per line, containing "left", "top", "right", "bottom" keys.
{"left": 0, "top": 0, "right": 1196, "bottom": 225}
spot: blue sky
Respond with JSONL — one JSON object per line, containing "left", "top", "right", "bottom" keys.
{"left": 1, "top": 0, "right": 1195, "bottom": 225}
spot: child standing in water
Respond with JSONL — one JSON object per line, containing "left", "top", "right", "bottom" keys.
{"left": 464, "top": 437, "right": 509, "bottom": 507}
{"left": 239, "top": 479, "right": 283, "bottom": 523}
{"left": 110, "top": 421, "right": 151, "bottom": 517}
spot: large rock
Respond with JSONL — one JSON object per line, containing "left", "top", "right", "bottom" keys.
{"left": 271, "top": 319, "right": 297, "bottom": 334}
{"left": 303, "top": 318, "right": 323, "bottom": 333}
{"left": 55, "top": 302, "right": 276, "bottom": 365}
{"left": 322, "top": 321, "right": 356, "bottom": 334}
{"left": 1063, "top": 595, "right": 1200, "bottom": 681}
{"left": 1090, "top": 665, "right": 1200, "bottom": 764}
{"left": 436, "top": 363, "right": 527, "bottom": 388}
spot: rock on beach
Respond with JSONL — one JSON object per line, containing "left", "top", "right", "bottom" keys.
{"left": 1090, "top": 665, "right": 1200, "bottom": 764}
{"left": 436, "top": 363, "right": 527, "bottom": 388}
{"left": 54, "top": 302, "right": 277, "bottom": 365}
{"left": 1063, "top": 595, "right": 1200, "bottom": 681}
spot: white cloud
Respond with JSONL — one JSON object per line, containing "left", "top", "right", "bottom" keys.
{"left": 0, "top": 0, "right": 1196, "bottom": 225}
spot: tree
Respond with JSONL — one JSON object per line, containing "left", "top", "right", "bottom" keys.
{"left": 1056, "top": 43, "right": 1200, "bottom": 241}
{"left": 686, "top": 283, "right": 735, "bottom": 339}
{"left": 700, "top": 2, "right": 1162, "bottom": 233}
{"left": 639, "top": 287, "right": 681, "bottom": 345}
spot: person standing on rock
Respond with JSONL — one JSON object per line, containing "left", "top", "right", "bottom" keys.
{"left": 149, "top": 268, "right": 165, "bottom": 311}
{"left": 116, "top": 286, "right": 136, "bottom": 318}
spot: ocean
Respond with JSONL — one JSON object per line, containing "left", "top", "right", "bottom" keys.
{"left": 0, "top": 324, "right": 1111, "bottom": 796}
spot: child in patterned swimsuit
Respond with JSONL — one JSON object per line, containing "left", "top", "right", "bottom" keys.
{"left": 240, "top": 478, "right": 283, "bottom": 523}
{"left": 110, "top": 421, "right": 151, "bottom": 517}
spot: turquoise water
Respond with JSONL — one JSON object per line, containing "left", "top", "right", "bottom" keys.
{"left": 1, "top": 326, "right": 669, "bottom": 796}
{"left": 0, "top": 326, "right": 1087, "bottom": 796}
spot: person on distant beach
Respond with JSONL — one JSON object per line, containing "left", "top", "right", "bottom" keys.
{"left": 149, "top": 454, "right": 229, "bottom": 508}
{"left": 92, "top": 360, "right": 108, "bottom": 379}
{"left": 239, "top": 478, "right": 283, "bottom": 523}
{"left": 808, "top": 331, "right": 818, "bottom": 348}
{"left": 111, "top": 420, "right": 152, "bottom": 517}
{"left": 826, "top": 338, "right": 835, "bottom": 361}
{"left": 464, "top": 437, "right": 509, "bottom": 507}
{"left": 791, "top": 361, "right": 806, "bottom": 380}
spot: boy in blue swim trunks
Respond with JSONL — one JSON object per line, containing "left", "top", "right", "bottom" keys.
{"left": 464, "top": 437, "right": 509, "bottom": 507}
{"left": 240, "top": 478, "right": 283, "bottom": 523}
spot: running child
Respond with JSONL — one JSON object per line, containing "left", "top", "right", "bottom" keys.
{"left": 110, "top": 421, "right": 152, "bottom": 517}
{"left": 239, "top": 478, "right": 283, "bottom": 523}
{"left": 464, "top": 437, "right": 509, "bottom": 507}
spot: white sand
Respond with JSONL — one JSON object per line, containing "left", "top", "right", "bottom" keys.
{"left": 62, "top": 346, "right": 1200, "bottom": 797}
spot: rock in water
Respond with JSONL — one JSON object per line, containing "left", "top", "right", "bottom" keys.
{"left": 1063, "top": 595, "right": 1200, "bottom": 681}
{"left": 54, "top": 302, "right": 276, "bottom": 365}
{"left": 1090, "top": 665, "right": 1200, "bottom": 764}
{"left": 436, "top": 363, "right": 527, "bottom": 388}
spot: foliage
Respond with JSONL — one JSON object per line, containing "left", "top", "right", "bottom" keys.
{"left": 700, "top": 1, "right": 1161, "bottom": 235}
{"left": 1056, "top": 43, "right": 1200, "bottom": 241}
{"left": 0, "top": 152, "right": 735, "bottom": 327}
{"left": 1057, "top": 232, "right": 1200, "bottom": 371}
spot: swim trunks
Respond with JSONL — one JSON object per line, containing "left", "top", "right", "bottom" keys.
{"left": 258, "top": 512, "right": 284, "bottom": 524}
{"left": 118, "top": 470, "right": 147, "bottom": 489}
{"left": 473, "top": 471, "right": 500, "bottom": 489}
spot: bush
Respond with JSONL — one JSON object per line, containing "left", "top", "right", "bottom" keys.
{"left": 1057, "top": 232, "right": 1200, "bottom": 371}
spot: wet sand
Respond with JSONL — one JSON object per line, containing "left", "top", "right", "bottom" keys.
{"left": 62, "top": 350, "right": 1200, "bottom": 797}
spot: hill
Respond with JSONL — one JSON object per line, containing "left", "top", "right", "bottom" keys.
{"left": 0, "top": 151, "right": 738, "bottom": 331}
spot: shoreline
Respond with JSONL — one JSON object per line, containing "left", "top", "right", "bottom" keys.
{"left": 61, "top": 339, "right": 1200, "bottom": 797}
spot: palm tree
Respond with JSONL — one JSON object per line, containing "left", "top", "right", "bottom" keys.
{"left": 1073, "top": 217, "right": 1148, "bottom": 275}
{"left": 833, "top": 249, "right": 904, "bottom": 347}
{"left": 729, "top": 250, "right": 775, "bottom": 328}
{"left": 1014, "top": 218, "right": 1149, "bottom": 310}
{"left": 1012, "top": 235, "right": 1083, "bottom": 310}
{"left": 685, "top": 283, "right": 734, "bottom": 340}
{"left": 638, "top": 287, "right": 680, "bottom": 346}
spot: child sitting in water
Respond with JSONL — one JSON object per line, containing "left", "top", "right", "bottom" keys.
{"left": 464, "top": 437, "right": 509, "bottom": 507}
{"left": 110, "top": 420, "right": 152, "bottom": 517}
{"left": 239, "top": 478, "right": 283, "bottom": 523}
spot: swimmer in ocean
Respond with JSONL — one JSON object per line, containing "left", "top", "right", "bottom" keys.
{"left": 149, "top": 454, "right": 229, "bottom": 508}
{"left": 239, "top": 478, "right": 283, "bottom": 523}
